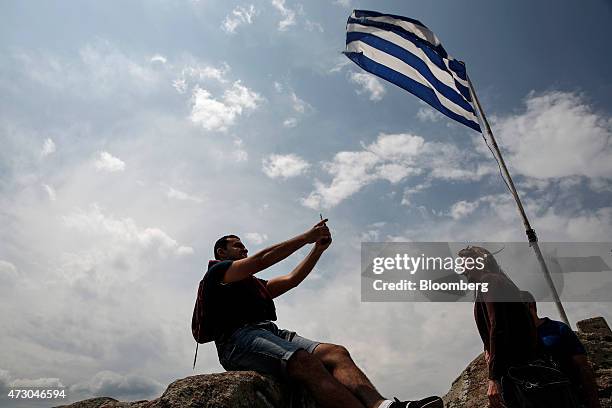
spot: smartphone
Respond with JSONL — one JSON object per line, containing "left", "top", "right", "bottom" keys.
{"left": 319, "top": 214, "right": 330, "bottom": 245}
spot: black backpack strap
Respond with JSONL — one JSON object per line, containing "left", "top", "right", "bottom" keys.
{"left": 193, "top": 342, "right": 199, "bottom": 370}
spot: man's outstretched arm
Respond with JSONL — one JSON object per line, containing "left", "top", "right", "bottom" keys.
{"left": 266, "top": 237, "right": 331, "bottom": 298}
{"left": 222, "top": 219, "right": 330, "bottom": 283}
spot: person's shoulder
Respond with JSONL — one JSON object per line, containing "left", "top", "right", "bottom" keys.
{"left": 208, "top": 259, "right": 233, "bottom": 271}
{"left": 543, "top": 317, "right": 570, "bottom": 331}
{"left": 480, "top": 272, "right": 512, "bottom": 288}
{"left": 479, "top": 273, "right": 522, "bottom": 301}
{"left": 543, "top": 318, "right": 579, "bottom": 338}
{"left": 556, "top": 320, "right": 576, "bottom": 337}
{"left": 547, "top": 318, "right": 587, "bottom": 353}
{"left": 204, "top": 260, "right": 234, "bottom": 282}
{"left": 481, "top": 272, "right": 506, "bottom": 282}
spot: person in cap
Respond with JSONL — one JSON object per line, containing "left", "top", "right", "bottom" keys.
{"left": 521, "top": 291, "right": 601, "bottom": 408}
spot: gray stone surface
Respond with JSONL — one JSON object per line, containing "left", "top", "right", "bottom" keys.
{"left": 54, "top": 371, "right": 317, "bottom": 408}
{"left": 56, "top": 317, "right": 612, "bottom": 408}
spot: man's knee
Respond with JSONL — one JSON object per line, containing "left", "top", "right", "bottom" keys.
{"left": 286, "top": 349, "right": 325, "bottom": 380}
{"left": 315, "top": 343, "right": 352, "bottom": 367}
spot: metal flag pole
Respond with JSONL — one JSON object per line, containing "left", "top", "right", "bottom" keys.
{"left": 467, "top": 75, "right": 571, "bottom": 327}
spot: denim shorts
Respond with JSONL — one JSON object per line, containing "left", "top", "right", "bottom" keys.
{"left": 215, "top": 320, "right": 320, "bottom": 377}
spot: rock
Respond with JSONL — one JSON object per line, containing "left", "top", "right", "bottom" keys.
{"left": 577, "top": 317, "right": 612, "bottom": 404}
{"left": 54, "top": 371, "right": 317, "bottom": 408}
{"left": 442, "top": 353, "right": 488, "bottom": 408}
{"left": 443, "top": 316, "right": 612, "bottom": 408}
{"left": 56, "top": 317, "right": 612, "bottom": 408}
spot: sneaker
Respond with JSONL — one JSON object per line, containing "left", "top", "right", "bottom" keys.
{"left": 390, "top": 396, "right": 444, "bottom": 408}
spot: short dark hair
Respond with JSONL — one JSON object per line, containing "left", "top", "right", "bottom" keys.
{"left": 521, "top": 290, "right": 537, "bottom": 311}
{"left": 214, "top": 234, "right": 240, "bottom": 260}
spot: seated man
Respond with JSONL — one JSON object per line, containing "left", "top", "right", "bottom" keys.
{"left": 521, "top": 291, "right": 601, "bottom": 408}
{"left": 194, "top": 218, "right": 443, "bottom": 408}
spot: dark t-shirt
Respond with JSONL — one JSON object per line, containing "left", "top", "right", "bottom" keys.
{"left": 537, "top": 317, "right": 586, "bottom": 386}
{"left": 202, "top": 260, "right": 277, "bottom": 341}
{"left": 474, "top": 273, "right": 537, "bottom": 380}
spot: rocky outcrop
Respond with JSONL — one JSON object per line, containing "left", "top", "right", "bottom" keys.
{"left": 55, "top": 371, "right": 317, "bottom": 408}
{"left": 58, "top": 317, "right": 612, "bottom": 408}
{"left": 577, "top": 317, "right": 612, "bottom": 406}
{"left": 443, "top": 316, "right": 612, "bottom": 408}
{"left": 442, "top": 353, "right": 488, "bottom": 408}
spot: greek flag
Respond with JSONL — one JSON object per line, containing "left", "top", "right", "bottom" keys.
{"left": 345, "top": 10, "right": 481, "bottom": 132}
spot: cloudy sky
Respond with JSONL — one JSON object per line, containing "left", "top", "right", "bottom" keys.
{"left": 1, "top": 0, "right": 611, "bottom": 406}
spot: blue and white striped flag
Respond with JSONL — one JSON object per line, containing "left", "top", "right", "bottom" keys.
{"left": 345, "top": 10, "right": 481, "bottom": 132}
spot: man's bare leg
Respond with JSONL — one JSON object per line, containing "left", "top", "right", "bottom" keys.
{"left": 314, "top": 343, "right": 386, "bottom": 408}
{"left": 287, "top": 349, "right": 366, "bottom": 408}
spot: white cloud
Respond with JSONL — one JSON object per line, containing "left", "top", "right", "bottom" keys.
{"left": 271, "top": 0, "right": 296, "bottom": 31}
{"left": 283, "top": 117, "right": 298, "bottom": 128}
{"left": 290, "top": 92, "right": 311, "bottom": 114}
{"left": 449, "top": 200, "right": 480, "bottom": 220}
{"left": 302, "top": 150, "right": 381, "bottom": 209}
{"left": 190, "top": 81, "right": 263, "bottom": 132}
{"left": 78, "top": 41, "right": 159, "bottom": 91}
{"left": 222, "top": 4, "right": 257, "bottom": 34}
{"left": 494, "top": 91, "right": 612, "bottom": 180}
{"left": 349, "top": 72, "right": 386, "bottom": 101}
{"left": 403, "top": 191, "right": 612, "bottom": 245}
{"left": 416, "top": 106, "right": 443, "bottom": 122}
{"left": 273, "top": 81, "right": 284, "bottom": 92}
{"left": 534, "top": 205, "right": 612, "bottom": 242}
{"left": 176, "top": 246, "right": 195, "bottom": 255}
{"left": 303, "top": 133, "right": 493, "bottom": 209}
{"left": 0, "top": 368, "right": 64, "bottom": 390}
{"left": 190, "top": 88, "right": 240, "bottom": 131}
{"left": 13, "top": 41, "right": 161, "bottom": 98}
{"left": 149, "top": 54, "right": 167, "bottom": 64}
{"left": 223, "top": 80, "right": 261, "bottom": 109}
{"left": 517, "top": 177, "right": 552, "bottom": 192}
{"left": 172, "top": 62, "right": 231, "bottom": 94}
{"left": 179, "top": 62, "right": 230, "bottom": 84}
{"left": 281, "top": 91, "right": 312, "bottom": 127}
{"left": 172, "top": 78, "right": 187, "bottom": 94}
{"left": 329, "top": 57, "right": 351, "bottom": 74}
{"left": 244, "top": 232, "right": 269, "bottom": 245}
{"left": 231, "top": 138, "right": 249, "bottom": 162}
{"left": 62, "top": 204, "right": 193, "bottom": 258}
{"left": 42, "top": 183, "right": 57, "bottom": 201}
{"left": 11, "top": 376, "right": 64, "bottom": 388}
{"left": 94, "top": 151, "right": 125, "bottom": 172}
{"left": 166, "top": 187, "right": 204, "bottom": 203}
{"left": 262, "top": 153, "right": 310, "bottom": 179}
{"left": 334, "top": 0, "right": 351, "bottom": 7}
{"left": 12, "top": 42, "right": 239, "bottom": 110}
{"left": 0, "top": 260, "right": 19, "bottom": 285}
{"left": 401, "top": 182, "right": 431, "bottom": 207}
{"left": 70, "top": 370, "right": 162, "bottom": 401}
{"left": 360, "top": 228, "right": 380, "bottom": 241}
{"left": 41, "top": 138, "right": 56, "bottom": 157}
{"left": 305, "top": 20, "right": 324, "bottom": 32}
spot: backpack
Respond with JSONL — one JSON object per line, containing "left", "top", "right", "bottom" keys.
{"left": 191, "top": 275, "right": 214, "bottom": 369}
{"left": 502, "top": 362, "right": 581, "bottom": 408}
{"left": 192, "top": 276, "right": 213, "bottom": 344}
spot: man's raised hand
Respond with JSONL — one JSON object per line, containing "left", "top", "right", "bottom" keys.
{"left": 315, "top": 234, "right": 332, "bottom": 252}
{"left": 305, "top": 218, "right": 330, "bottom": 244}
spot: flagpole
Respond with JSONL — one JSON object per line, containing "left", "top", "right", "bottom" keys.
{"left": 466, "top": 76, "right": 571, "bottom": 327}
